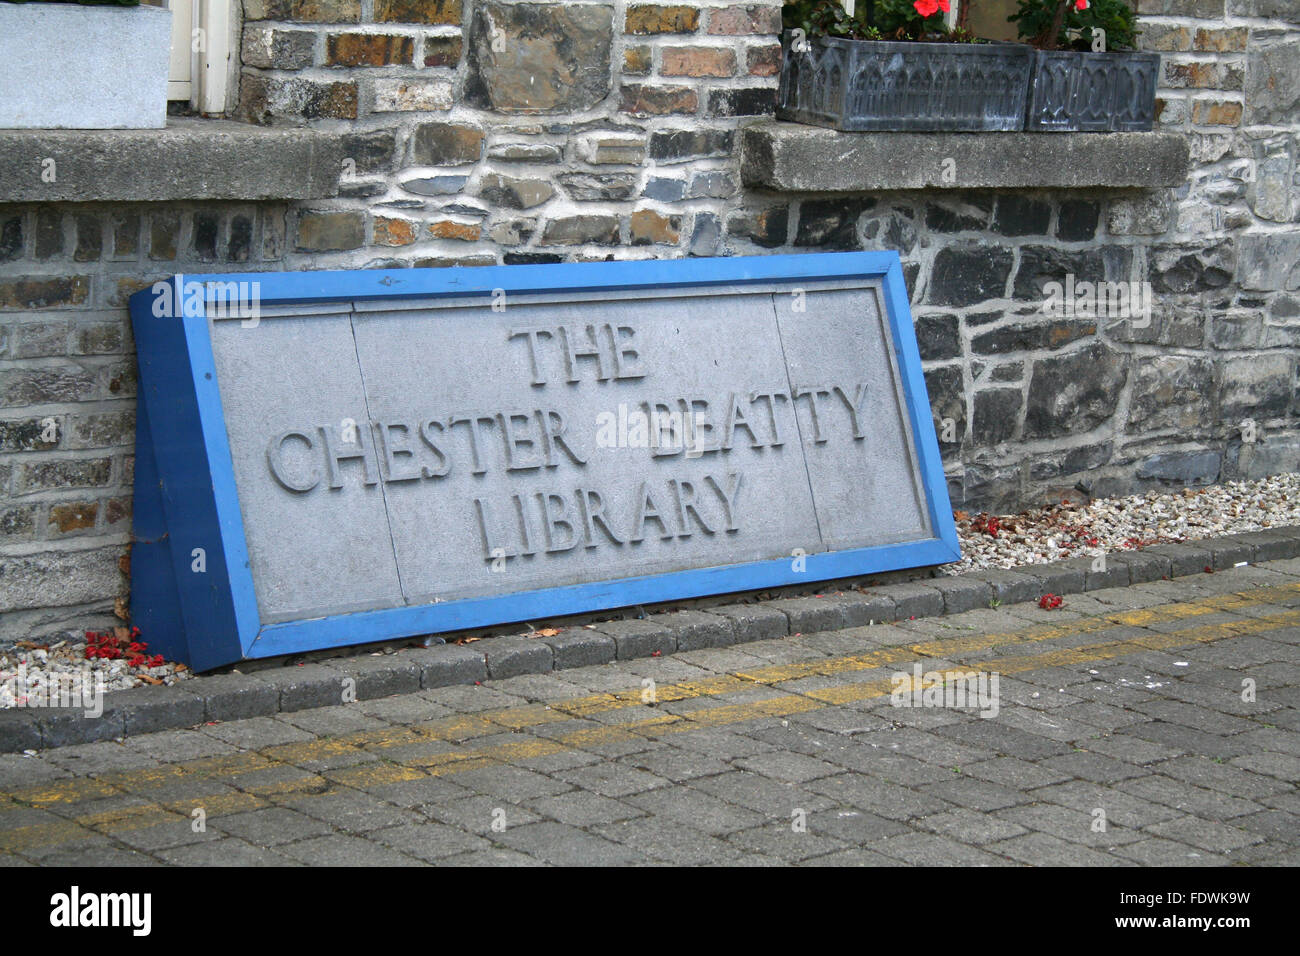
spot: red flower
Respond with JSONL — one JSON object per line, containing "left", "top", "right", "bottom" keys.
{"left": 913, "top": 0, "right": 941, "bottom": 17}
{"left": 1038, "top": 593, "right": 1064, "bottom": 610}
{"left": 1075, "top": 0, "right": 1089, "bottom": 9}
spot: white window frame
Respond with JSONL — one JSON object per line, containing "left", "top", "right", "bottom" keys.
{"left": 166, "top": 0, "right": 240, "bottom": 115}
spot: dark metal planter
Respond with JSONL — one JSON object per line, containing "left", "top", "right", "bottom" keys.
{"left": 1025, "top": 49, "right": 1160, "bottom": 132}
{"left": 777, "top": 32, "right": 1033, "bottom": 132}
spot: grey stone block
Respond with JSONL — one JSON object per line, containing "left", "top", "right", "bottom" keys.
{"left": 959, "top": 568, "right": 1044, "bottom": 605}
{"left": 542, "top": 629, "right": 616, "bottom": 669}
{"left": 1111, "top": 550, "right": 1173, "bottom": 584}
{"left": 710, "top": 603, "right": 790, "bottom": 641}
{"left": 483, "top": 636, "right": 553, "bottom": 680}
{"left": 0, "top": 709, "right": 42, "bottom": 753}
{"left": 1057, "top": 554, "right": 1130, "bottom": 590}
{"left": 1030, "top": 561, "right": 1087, "bottom": 596}
{"left": 741, "top": 122, "right": 1190, "bottom": 192}
{"left": 1143, "top": 542, "right": 1213, "bottom": 578}
{"left": 255, "top": 664, "right": 347, "bottom": 713}
{"left": 766, "top": 596, "right": 849, "bottom": 634}
{"left": 198, "top": 673, "right": 280, "bottom": 723}
{"left": 591, "top": 619, "right": 677, "bottom": 660}
{"left": 1233, "top": 530, "right": 1300, "bottom": 563}
{"left": 0, "top": 119, "right": 341, "bottom": 202}
{"left": 408, "top": 645, "right": 488, "bottom": 689}
{"left": 662, "top": 610, "right": 737, "bottom": 651}
{"left": 928, "top": 576, "right": 993, "bottom": 614}
{"left": 875, "top": 582, "right": 945, "bottom": 620}
{"left": 37, "top": 709, "right": 125, "bottom": 748}
{"left": 839, "top": 590, "right": 898, "bottom": 625}
{"left": 327, "top": 655, "right": 421, "bottom": 700}
{"left": 1205, "top": 538, "right": 1254, "bottom": 570}
{"left": 107, "top": 685, "right": 205, "bottom": 737}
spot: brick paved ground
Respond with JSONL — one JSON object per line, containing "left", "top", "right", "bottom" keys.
{"left": 2, "top": 559, "right": 1298, "bottom": 866}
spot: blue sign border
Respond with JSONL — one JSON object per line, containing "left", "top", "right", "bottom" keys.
{"left": 129, "top": 252, "right": 960, "bottom": 671}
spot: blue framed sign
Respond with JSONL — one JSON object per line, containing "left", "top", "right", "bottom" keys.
{"left": 128, "top": 253, "right": 959, "bottom": 671}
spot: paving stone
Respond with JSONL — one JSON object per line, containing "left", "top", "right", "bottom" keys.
{"left": 1231, "top": 808, "right": 1300, "bottom": 843}
{"left": 410, "top": 644, "right": 489, "bottom": 688}
{"left": 1144, "top": 542, "right": 1215, "bottom": 578}
{"left": 796, "top": 847, "right": 899, "bottom": 866}
{"left": 526, "top": 789, "right": 642, "bottom": 827}
{"left": 1116, "top": 775, "right": 1263, "bottom": 819}
{"left": 961, "top": 756, "right": 1074, "bottom": 790}
{"left": 1112, "top": 837, "right": 1226, "bottom": 866}
{"left": 837, "top": 590, "right": 898, "bottom": 625}
{"left": 928, "top": 576, "right": 994, "bottom": 614}
{"left": 253, "top": 664, "right": 346, "bottom": 712}
{"left": 920, "top": 777, "right": 1029, "bottom": 811}
{"left": 40, "top": 740, "right": 159, "bottom": 774}
{"left": 281, "top": 791, "right": 422, "bottom": 834}
{"left": 122, "top": 728, "right": 237, "bottom": 762}
{"left": 1040, "top": 751, "right": 1148, "bottom": 784}
{"left": 989, "top": 831, "right": 1134, "bottom": 866}
{"left": 711, "top": 603, "right": 789, "bottom": 640}
{"left": 916, "top": 807, "right": 1030, "bottom": 844}
{"left": 765, "top": 596, "right": 850, "bottom": 635}
{"left": 277, "top": 705, "right": 388, "bottom": 737}
{"left": 593, "top": 816, "right": 744, "bottom": 865}
{"left": 365, "top": 821, "right": 492, "bottom": 861}
{"left": 213, "top": 807, "right": 333, "bottom": 846}
{"left": 1154, "top": 754, "right": 1289, "bottom": 798}
{"left": 874, "top": 582, "right": 945, "bottom": 620}
{"left": 421, "top": 795, "right": 543, "bottom": 833}
{"left": 691, "top": 770, "right": 835, "bottom": 816}
{"left": 592, "top": 618, "right": 677, "bottom": 659}
{"left": 806, "top": 773, "right": 952, "bottom": 821}
{"left": 1206, "top": 538, "right": 1255, "bottom": 571}
{"left": 874, "top": 830, "right": 1012, "bottom": 866}
{"left": 1230, "top": 750, "right": 1300, "bottom": 780}
{"left": 1144, "top": 814, "right": 1264, "bottom": 853}
{"left": 934, "top": 720, "right": 1071, "bottom": 761}
{"left": 726, "top": 823, "right": 849, "bottom": 862}
{"left": 36, "top": 708, "right": 125, "bottom": 749}
{"left": 198, "top": 673, "right": 281, "bottom": 723}
{"left": 732, "top": 750, "right": 842, "bottom": 783}
{"left": 326, "top": 654, "right": 421, "bottom": 700}
{"left": 1027, "top": 780, "right": 1182, "bottom": 829}
{"left": 483, "top": 636, "right": 553, "bottom": 679}
{"left": 623, "top": 786, "right": 766, "bottom": 835}
{"left": 1110, "top": 550, "right": 1174, "bottom": 584}
{"left": 541, "top": 628, "right": 616, "bottom": 669}
{"left": 279, "top": 833, "right": 424, "bottom": 866}
{"left": 962, "top": 568, "right": 1048, "bottom": 606}
{"left": 202, "top": 715, "right": 314, "bottom": 748}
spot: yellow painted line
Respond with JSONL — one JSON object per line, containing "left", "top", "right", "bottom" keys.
{"left": 1, "top": 581, "right": 1294, "bottom": 823}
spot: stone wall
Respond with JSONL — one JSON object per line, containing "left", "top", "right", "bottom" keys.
{"left": 0, "top": 0, "right": 1297, "bottom": 639}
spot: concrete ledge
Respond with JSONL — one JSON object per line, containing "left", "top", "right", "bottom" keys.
{"left": 0, "top": 117, "right": 342, "bottom": 203}
{"left": 3, "top": 525, "right": 1297, "bottom": 753}
{"left": 740, "top": 121, "right": 1190, "bottom": 192}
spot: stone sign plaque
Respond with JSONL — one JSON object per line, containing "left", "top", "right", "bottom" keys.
{"left": 130, "top": 254, "right": 958, "bottom": 670}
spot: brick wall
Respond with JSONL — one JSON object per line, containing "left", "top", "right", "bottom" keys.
{"left": 0, "top": 0, "right": 1297, "bottom": 640}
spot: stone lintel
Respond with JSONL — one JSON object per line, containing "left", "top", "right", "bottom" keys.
{"left": 741, "top": 121, "right": 1191, "bottom": 192}
{"left": 0, "top": 118, "right": 342, "bottom": 203}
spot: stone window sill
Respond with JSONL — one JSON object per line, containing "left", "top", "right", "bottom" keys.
{"left": 740, "top": 121, "right": 1190, "bottom": 192}
{"left": 0, "top": 118, "right": 341, "bottom": 203}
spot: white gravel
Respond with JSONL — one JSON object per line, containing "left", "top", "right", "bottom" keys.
{"left": 3, "top": 473, "right": 1297, "bottom": 711}
{"left": 1, "top": 632, "right": 191, "bottom": 712}
{"left": 942, "top": 473, "right": 1300, "bottom": 576}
